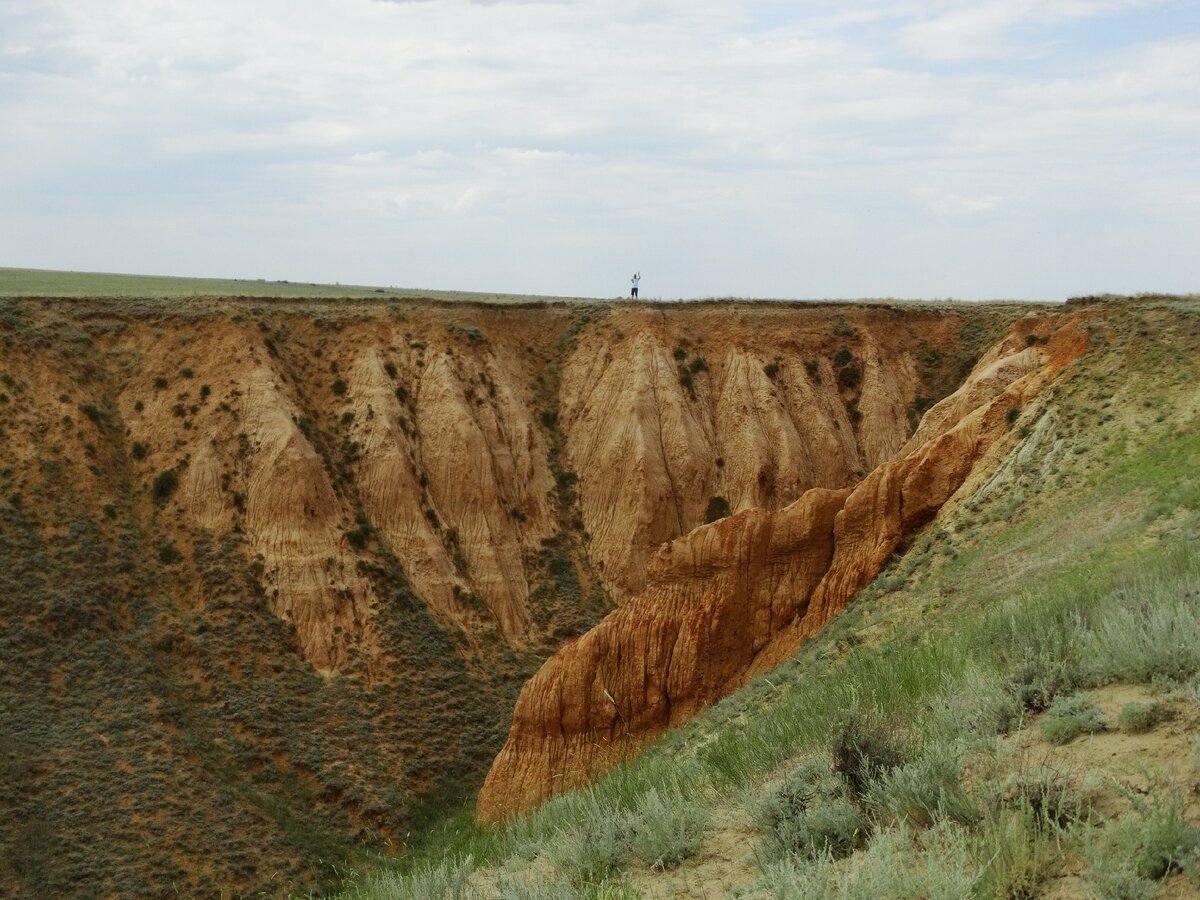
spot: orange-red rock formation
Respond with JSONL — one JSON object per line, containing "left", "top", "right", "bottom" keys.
{"left": 476, "top": 314, "right": 1091, "bottom": 822}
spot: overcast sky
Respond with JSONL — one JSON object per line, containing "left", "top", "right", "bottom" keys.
{"left": 2, "top": 1, "right": 1198, "bottom": 299}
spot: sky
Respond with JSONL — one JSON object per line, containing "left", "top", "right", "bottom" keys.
{"left": 2, "top": 0, "right": 1199, "bottom": 300}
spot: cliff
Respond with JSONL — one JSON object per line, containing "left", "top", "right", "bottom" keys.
{"left": 476, "top": 311, "right": 1093, "bottom": 821}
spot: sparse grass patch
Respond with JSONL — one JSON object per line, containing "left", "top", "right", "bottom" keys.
{"left": 544, "top": 806, "right": 629, "bottom": 885}
{"left": 752, "top": 753, "right": 868, "bottom": 863}
{"left": 1040, "top": 694, "right": 1106, "bottom": 745}
{"left": 627, "top": 785, "right": 708, "bottom": 870}
{"left": 1085, "top": 783, "right": 1200, "bottom": 891}
{"left": 865, "top": 738, "right": 977, "bottom": 828}
{"left": 759, "top": 821, "right": 976, "bottom": 899}
{"left": 1118, "top": 700, "right": 1176, "bottom": 734}
{"left": 342, "top": 854, "right": 474, "bottom": 900}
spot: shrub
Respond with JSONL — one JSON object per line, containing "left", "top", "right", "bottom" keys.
{"left": 199, "top": 384, "right": 211, "bottom": 400}
{"left": 759, "top": 821, "right": 975, "bottom": 899}
{"left": 152, "top": 469, "right": 179, "bottom": 504}
{"left": 865, "top": 739, "right": 977, "bottom": 827}
{"left": 833, "top": 317, "right": 858, "bottom": 339}
{"left": 628, "top": 786, "right": 708, "bottom": 870}
{"left": 804, "top": 359, "right": 820, "bottom": 381}
{"left": 833, "top": 347, "right": 854, "bottom": 368}
{"left": 704, "top": 496, "right": 732, "bottom": 523}
{"left": 180, "top": 367, "right": 194, "bottom": 378}
{"left": 836, "top": 362, "right": 862, "bottom": 391}
{"left": 1085, "top": 786, "right": 1200, "bottom": 891}
{"left": 131, "top": 442, "right": 148, "bottom": 461}
{"left": 1006, "top": 405, "right": 1021, "bottom": 426}
{"left": 688, "top": 356, "right": 708, "bottom": 374}
{"left": 1008, "top": 651, "right": 1077, "bottom": 713}
{"left": 764, "top": 362, "right": 781, "bottom": 380}
{"left": 1040, "top": 694, "right": 1105, "bottom": 744}
{"left": 545, "top": 806, "right": 629, "bottom": 885}
{"left": 753, "top": 753, "right": 869, "bottom": 862}
{"left": 827, "top": 712, "right": 906, "bottom": 797}
{"left": 1078, "top": 574, "right": 1200, "bottom": 684}
{"left": 494, "top": 871, "right": 583, "bottom": 899}
{"left": 931, "top": 666, "right": 1024, "bottom": 738}
{"left": 157, "top": 543, "right": 183, "bottom": 565}
{"left": 331, "top": 378, "right": 348, "bottom": 396}
{"left": 153, "top": 376, "right": 168, "bottom": 390}
{"left": 1117, "top": 700, "right": 1176, "bottom": 734}
{"left": 344, "top": 854, "right": 474, "bottom": 899}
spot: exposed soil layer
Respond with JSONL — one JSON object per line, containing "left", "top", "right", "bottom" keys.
{"left": 0, "top": 296, "right": 1024, "bottom": 895}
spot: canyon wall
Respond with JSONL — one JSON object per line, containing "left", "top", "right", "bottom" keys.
{"left": 476, "top": 312, "right": 1093, "bottom": 822}
{"left": 0, "top": 296, "right": 1019, "bottom": 895}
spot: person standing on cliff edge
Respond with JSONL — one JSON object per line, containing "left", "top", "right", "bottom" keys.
{"left": 630, "top": 272, "right": 640, "bottom": 298}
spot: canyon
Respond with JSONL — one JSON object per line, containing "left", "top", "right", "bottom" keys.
{"left": 0, "top": 295, "right": 1031, "bottom": 895}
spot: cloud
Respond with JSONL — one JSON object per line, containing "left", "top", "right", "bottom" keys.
{"left": 0, "top": 0, "right": 1196, "bottom": 299}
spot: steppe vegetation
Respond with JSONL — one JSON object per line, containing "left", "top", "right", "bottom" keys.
{"left": 341, "top": 297, "right": 1200, "bottom": 898}
{"left": 0, "top": 266, "right": 595, "bottom": 304}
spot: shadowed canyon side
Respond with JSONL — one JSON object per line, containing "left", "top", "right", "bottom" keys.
{"left": 476, "top": 312, "right": 1095, "bottom": 822}
{"left": 0, "top": 297, "right": 1022, "bottom": 896}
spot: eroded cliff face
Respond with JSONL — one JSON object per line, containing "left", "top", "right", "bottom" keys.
{"left": 476, "top": 312, "right": 1094, "bottom": 822}
{"left": 4, "top": 301, "right": 994, "bottom": 675}
{"left": 0, "top": 296, "right": 1020, "bottom": 895}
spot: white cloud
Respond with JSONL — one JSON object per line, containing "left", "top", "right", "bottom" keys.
{"left": 0, "top": 0, "right": 1197, "bottom": 298}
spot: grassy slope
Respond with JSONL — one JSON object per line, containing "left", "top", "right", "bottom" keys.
{"left": 341, "top": 298, "right": 1200, "bottom": 898}
{"left": 0, "top": 266, "right": 596, "bottom": 304}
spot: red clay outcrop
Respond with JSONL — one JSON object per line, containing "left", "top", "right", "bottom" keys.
{"left": 476, "top": 314, "right": 1092, "bottom": 822}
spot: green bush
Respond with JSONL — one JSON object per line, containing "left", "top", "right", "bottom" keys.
{"left": 545, "top": 806, "right": 629, "bottom": 885}
{"left": 332, "top": 378, "right": 348, "bottom": 396}
{"left": 866, "top": 738, "right": 977, "bottom": 828}
{"left": 827, "top": 712, "right": 906, "bottom": 797}
{"left": 1040, "top": 694, "right": 1105, "bottom": 744}
{"left": 753, "top": 753, "right": 868, "bottom": 862}
{"left": 627, "top": 786, "right": 708, "bottom": 870}
{"left": 131, "top": 442, "right": 148, "bottom": 461}
{"left": 1079, "top": 572, "right": 1200, "bottom": 684}
{"left": 1117, "top": 700, "right": 1176, "bottom": 734}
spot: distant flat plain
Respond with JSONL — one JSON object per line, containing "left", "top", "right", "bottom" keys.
{"left": 0, "top": 266, "right": 596, "bottom": 304}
